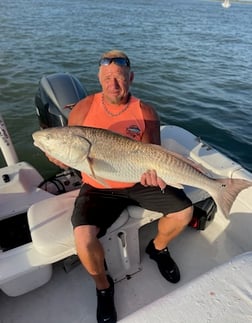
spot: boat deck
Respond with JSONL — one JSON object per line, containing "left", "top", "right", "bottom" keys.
{"left": 0, "top": 213, "right": 247, "bottom": 323}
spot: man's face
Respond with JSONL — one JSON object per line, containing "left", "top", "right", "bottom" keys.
{"left": 98, "top": 63, "right": 133, "bottom": 104}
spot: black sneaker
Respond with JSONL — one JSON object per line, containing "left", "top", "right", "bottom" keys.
{"left": 146, "top": 239, "right": 180, "bottom": 283}
{"left": 96, "top": 275, "right": 117, "bottom": 323}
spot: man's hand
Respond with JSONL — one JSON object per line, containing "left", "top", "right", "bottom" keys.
{"left": 45, "top": 153, "right": 68, "bottom": 169}
{"left": 140, "top": 169, "right": 166, "bottom": 190}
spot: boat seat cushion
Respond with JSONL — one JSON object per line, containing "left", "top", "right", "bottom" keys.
{"left": 120, "top": 252, "right": 252, "bottom": 323}
{"left": 28, "top": 189, "right": 129, "bottom": 264}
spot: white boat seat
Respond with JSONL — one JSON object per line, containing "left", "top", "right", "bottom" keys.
{"left": 120, "top": 251, "right": 252, "bottom": 323}
{"left": 0, "top": 162, "right": 54, "bottom": 297}
{"left": 28, "top": 189, "right": 79, "bottom": 263}
{"left": 28, "top": 189, "right": 129, "bottom": 263}
{"left": 27, "top": 184, "right": 207, "bottom": 282}
{"left": 27, "top": 185, "right": 167, "bottom": 282}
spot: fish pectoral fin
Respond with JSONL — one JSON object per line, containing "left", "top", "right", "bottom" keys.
{"left": 165, "top": 182, "right": 184, "bottom": 189}
{"left": 86, "top": 158, "right": 116, "bottom": 188}
{"left": 87, "top": 157, "right": 96, "bottom": 178}
{"left": 87, "top": 173, "right": 110, "bottom": 188}
{"left": 92, "top": 158, "right": 117, "bottom": 174}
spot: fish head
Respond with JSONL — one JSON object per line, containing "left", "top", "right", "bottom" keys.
{"left": 32, "top": 127, "right": 91, "bottom": 169}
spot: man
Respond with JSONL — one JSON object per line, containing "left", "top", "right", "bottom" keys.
{"left": 48, "top": 50, "right": 193, "bottom": 323}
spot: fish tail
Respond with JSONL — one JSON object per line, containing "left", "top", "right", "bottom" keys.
{"left": 213, "top": 178, "right": 252, "bottom": 218}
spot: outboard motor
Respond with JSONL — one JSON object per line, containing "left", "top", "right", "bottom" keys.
{"left": 35, "top": 73, "right": 88, "bottom": 129}
{"left": 34, "top": 73, "right": 87, "bottom": 194}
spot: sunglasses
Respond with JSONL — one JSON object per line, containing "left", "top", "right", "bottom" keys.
{"left": 99, "top": 57, "right": 130, "bottom": 67}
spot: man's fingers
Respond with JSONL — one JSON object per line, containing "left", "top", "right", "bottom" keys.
{"left": 140, "top": 170, "right": 166, "bottom": 190}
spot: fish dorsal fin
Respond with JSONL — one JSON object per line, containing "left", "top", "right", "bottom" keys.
{"left": 147, "top": 144, "right": 206, "bottom": 189}
{"left": 169, "top": 150, "right": 205, "bottom": 173}
{"left": 149, "top": 144, "right": 205, "bottom": 174}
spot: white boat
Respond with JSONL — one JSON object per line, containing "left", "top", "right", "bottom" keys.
{"left": 222, "top": 0, "right": 231, "bottom": 8}
{"left": 1, "top": 73, "right": 252, "bottom": 323}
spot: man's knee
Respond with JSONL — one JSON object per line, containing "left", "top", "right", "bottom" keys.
{"left": 165, "top": 205, "right": 193, "bottom": 226}
{"left": 74, "top": 225, "right": 100, "bottom": 247}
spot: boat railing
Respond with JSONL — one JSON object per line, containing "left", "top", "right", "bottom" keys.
{"left": 0, "top": 114, "right": 18, "bottom": 166}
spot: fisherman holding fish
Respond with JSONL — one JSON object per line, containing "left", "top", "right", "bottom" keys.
{"left": 35, "top": 49, "right": 252, "bottom": 322}
{"left": 45, "top": 50, "right": 194, "bottom": 323}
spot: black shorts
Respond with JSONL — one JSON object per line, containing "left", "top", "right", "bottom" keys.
{"left": 71, "top": 183, "right": 192, "bottom": 237}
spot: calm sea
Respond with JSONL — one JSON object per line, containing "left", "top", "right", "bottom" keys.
{"left": 1, "top": 0, "right": 252, "bottom": 177}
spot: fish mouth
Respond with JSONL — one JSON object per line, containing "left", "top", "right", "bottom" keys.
{"left": 32, "top": 133, "right": 46, "bottom": 153}
{"left": 33, "top": 140, "right": 46, "bottom": 152}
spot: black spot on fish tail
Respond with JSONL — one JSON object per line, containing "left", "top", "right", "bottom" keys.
{"left": 213, "top": 178, "right": 252, "bottom": 218}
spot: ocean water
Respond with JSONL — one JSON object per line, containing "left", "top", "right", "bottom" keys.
{"left": 0, "top": 0, "right": 252, "bottom": 177}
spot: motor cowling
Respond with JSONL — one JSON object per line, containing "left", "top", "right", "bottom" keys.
{"left": 35, "top": 73, "right": 88, "bottom": 128}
